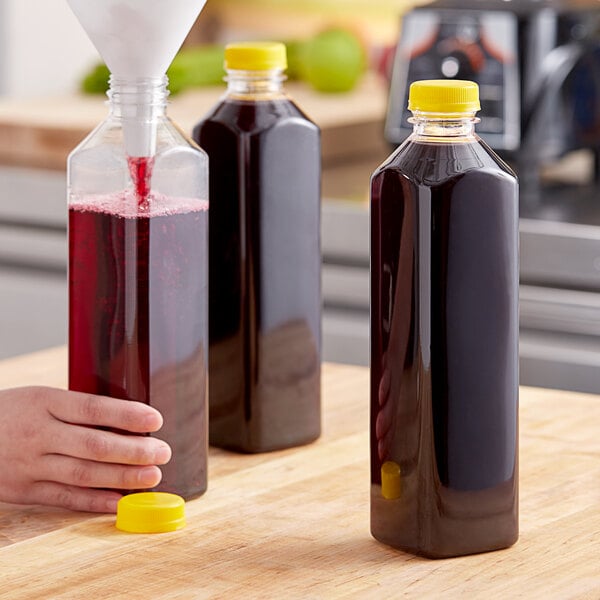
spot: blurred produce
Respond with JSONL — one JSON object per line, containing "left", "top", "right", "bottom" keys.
{"left": 81, "top": 63, "right": 112, "bottom": 94}
{"left": 165, "top": 45, "right": 227, "bottom": 93}
{"left": 299, "top": 28, "right": 366, "bottom": 93}
{"left": 81, "top": 45, "right": 226, "bottom": 95}
{"left": 284, "top": 39, "right": 306, "bottom": 80}
{"left": 205, "top": 0, "right": 411, "bottom": 48}
{"left": 80, "top": 29, "right": 367, "bottom": 95}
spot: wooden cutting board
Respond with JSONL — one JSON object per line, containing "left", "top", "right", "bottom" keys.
{"left": 0, "top": 346, "right": 599, "bottom": 598}
{"left": 0, "top": 73, "right": 388, "bottom": 171}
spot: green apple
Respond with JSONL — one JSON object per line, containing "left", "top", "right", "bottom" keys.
{"left": 301, "top": 28, "right": 366, "bottom": 93}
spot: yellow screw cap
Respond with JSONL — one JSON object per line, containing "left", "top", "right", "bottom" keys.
{"left": 116, "top": 492, "right": 186, "bottom": 534}
{"left": 408, "top": 80, "right": 480, "bottom": 115}
{"left": 225, "top": 41, "right": 287, "bottom": 71}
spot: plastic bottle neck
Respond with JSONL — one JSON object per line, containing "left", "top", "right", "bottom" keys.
{"left": 107, "top": 76, "right": 169, "bottom": 158}
{"left": 225, "top": 68, "right": 286, "bottom": 100}
{"left": 409, "top": 111, "right": 478, "bottom": 141}
{"left": 107, "top": 76, "right": 169, "bottom": 119}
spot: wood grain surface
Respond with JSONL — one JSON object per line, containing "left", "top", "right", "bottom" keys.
{"left": 0, "top": 347, "right": 599, "bottom": 599}
{"left": 0, "top": 73, "right": 388, "bottom": 171}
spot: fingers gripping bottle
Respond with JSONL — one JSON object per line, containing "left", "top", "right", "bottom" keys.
{"left": 370, "top": 80, "right": 519, "bottom": 558}
{"left": 193, "top": 42, "right": 321, "bottom": 452}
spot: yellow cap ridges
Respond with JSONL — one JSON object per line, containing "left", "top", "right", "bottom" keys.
{"left": 225, "top": 42, "right": 287, "bottom": 71}
{"left": 408, "top": 80, "right": 481, "bottom": 115}
{"left": 116, "top": 492, "right": 186, "bottom": 534}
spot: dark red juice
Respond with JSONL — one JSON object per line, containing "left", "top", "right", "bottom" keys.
{"left": 192, "top": 98, "right": 321, "bottom": 452}
{"left": 370, "top": 139, "right": 519, "bottom": 557}
{"left": 69, "top": 192, "right": 208, "bottom": 499}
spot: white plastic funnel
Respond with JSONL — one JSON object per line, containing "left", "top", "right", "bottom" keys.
{"left": 68, "top": 0, "right": 207, "bottom": 156}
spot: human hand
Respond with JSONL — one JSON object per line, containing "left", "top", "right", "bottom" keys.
{"left": 0, "top": 386, "right": 172, "bottom": 513}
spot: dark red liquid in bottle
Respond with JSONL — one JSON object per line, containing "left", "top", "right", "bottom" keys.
{"left": 192, "top": 98, "right": 321, "bottom": 452}
{"left": 370, "top": 139, "right": 519, "bottom": 558}
{"left": 69, "top": 191, "right": 208, "bottom": 499}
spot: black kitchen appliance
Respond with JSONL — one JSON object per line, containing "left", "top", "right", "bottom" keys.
{"left": 385, "top": 0, "right": 600, "bottom": 209}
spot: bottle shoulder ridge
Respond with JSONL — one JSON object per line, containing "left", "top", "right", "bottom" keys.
{"left": 476, "top": 136, "right": 518, "bottom": 180}
{"left": 284, "top": 95, "right": 320, "bottom": 128}
{"left": 254, "top": 96, "right": 320, "bottom": 134}
{"left": 194, "top": 97, "right": 318, "bottom": 138}
{"left": 192, "top": 106, "right": 239, "bottom": 141}
{"left": 373, "top": 138, "right": 518, "bottom": 186}
{"left": 371, "top": 142, "right": 415, "bottom": 179}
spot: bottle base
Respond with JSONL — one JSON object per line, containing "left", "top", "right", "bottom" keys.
{"left": 179, "top": 485, "right": 208, "bottom": 502}
{"left": 370, "top": 482, "right": 518, "bottom": 559}
{"left": 371, "top": 529, "right": 519, "bottom": 559}
{"left": 153, "top": 483, "right": 207, "bottom": 502}
{"left": 210, "top": 430, "right": 321, "bottom": 454}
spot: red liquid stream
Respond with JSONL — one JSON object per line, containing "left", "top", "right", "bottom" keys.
{"left": 128, "top": 156, "right": 155, "bottom": 206}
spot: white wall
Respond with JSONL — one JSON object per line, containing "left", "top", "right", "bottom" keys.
{"left": 1, "top": 0, "right": 100, "bottom": 97}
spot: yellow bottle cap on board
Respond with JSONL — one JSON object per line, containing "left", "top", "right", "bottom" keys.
{"left": 225, "top": 41, "right": 287, "bottom": 71}
{"left": 116, "top": 492, "right": 186, "bottom": 533}
{"left": 408, "top": 80, "right": 481, "bottom": 115}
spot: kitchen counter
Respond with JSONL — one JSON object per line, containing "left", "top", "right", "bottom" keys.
{"left": 0, "top": 73, "right": 389, "bottom": 171}
{"left": 0, "top": 347, "right": 599, "bottom": 598}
